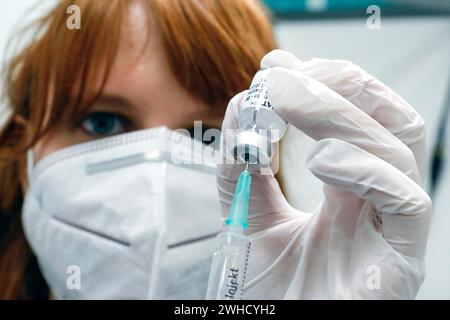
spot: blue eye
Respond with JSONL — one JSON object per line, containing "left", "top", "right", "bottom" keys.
{"left": 80, "top": 112, "right": 128, "bottom": 136}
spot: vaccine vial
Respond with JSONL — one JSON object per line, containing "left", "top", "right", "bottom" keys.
{"left": 232, "top": 69, "right": 287, "bottom": 166}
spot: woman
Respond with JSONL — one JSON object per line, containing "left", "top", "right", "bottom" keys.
{"left": 1, "top": 0, "right": 431, "bottom": 300}
{"left": 0, "top": 0, "right": 276, "bottom": 299}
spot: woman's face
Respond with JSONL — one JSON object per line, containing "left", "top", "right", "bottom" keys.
{"left": 33, "top": 1, "right": 223, "bottom": 163}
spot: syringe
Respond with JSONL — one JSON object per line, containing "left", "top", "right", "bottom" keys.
{"left": 205, "top": 162, "right": 252, "bottom": 300}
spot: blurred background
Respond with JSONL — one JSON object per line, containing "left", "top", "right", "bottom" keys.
{"left": 1, "top": 0, "right": 449, "bottom": 299}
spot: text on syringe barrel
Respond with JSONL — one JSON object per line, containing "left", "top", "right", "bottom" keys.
{"left": 205, "top": 232, "right": 251, "bottom": 300}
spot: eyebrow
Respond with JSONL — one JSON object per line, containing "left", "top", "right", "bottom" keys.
{"left": 66, "top": 94, "right": 138, "bottom": 124}
{"left": 91, "top": 94, "right": 136, "bottom": 110}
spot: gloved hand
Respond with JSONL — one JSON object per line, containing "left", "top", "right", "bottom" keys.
{"left": 217, "top": 50, "right": 432, "bottom": 299}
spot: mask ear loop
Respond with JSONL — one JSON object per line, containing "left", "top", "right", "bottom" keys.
{"left": 26, "top": 149, "right": 35, "bottom": 183}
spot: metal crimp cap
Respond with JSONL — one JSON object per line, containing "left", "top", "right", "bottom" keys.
{"left": 232, "top": 131, "right": 273, "bottom": 167}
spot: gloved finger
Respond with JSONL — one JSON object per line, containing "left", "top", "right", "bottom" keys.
{"left": 266, "top": 66, "right": 421, "bottom": 183}
{"left": 262, "top": 50, "right": 426, "bottom": 183}
{"left": 261, "top": 49, "right": 302, "bottom": 69}
{"left": 217, "top": 91, "right": 252, "bottom": 190}
{"left": 306, "top": 138, "right": 432, "bottom": 260}
{"left": 217, "top": 91, "right": 293, "bottom": 229}
{"left": 219, "top": 90, "right": 267, "bottom": 176}
{"left": 221, "top": 90, "right": 247, "bottom": 131}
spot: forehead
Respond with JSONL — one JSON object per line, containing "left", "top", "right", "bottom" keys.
{"left": 98, "top": 1, "right": 208, "bottom": 127}
{"left": 114, "top": 0, "right": 161, "bottom": 69}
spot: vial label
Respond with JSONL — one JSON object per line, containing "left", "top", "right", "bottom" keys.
{"left": 243, "top": 71, "right": 273, "bottom": 111}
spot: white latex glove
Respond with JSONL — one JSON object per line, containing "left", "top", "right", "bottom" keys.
{"left": 217, "top": 50, "right": 432, "bottom": 299}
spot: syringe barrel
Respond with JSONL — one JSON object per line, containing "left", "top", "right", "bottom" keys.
{"left": 205, "top": 231, "right": 251, "bottom": 300}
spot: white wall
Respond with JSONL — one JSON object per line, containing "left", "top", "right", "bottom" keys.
{"left": 275, "top": 17, "right": 450, "bottom": 299}
{"left": 0, "top": 0, "right": 59, "bottom": 63}
{"left": 0, "top": 1, "right": 36, "bottom": 58}
{"left": 0, "top": 0, "right": 56, "bottom": 127}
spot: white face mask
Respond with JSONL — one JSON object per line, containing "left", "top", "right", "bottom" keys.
{"left": 22, "top": 127, "right": 223, "bottom": 299}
